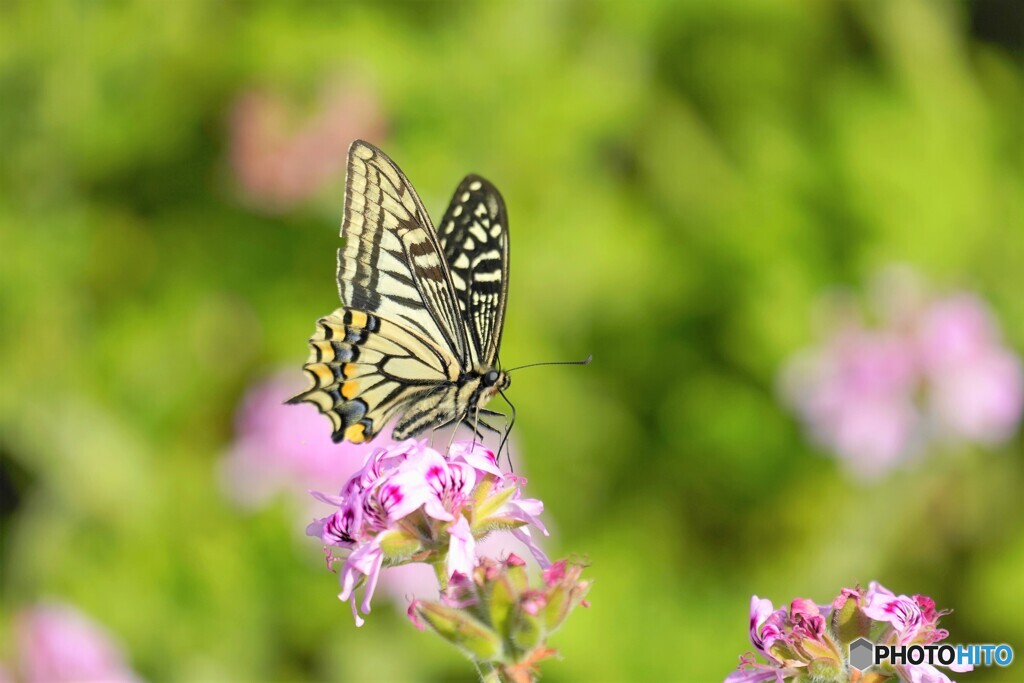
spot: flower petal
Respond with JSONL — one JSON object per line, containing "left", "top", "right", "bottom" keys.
{"left": 446, "top": 516, "right": 476, "bottom": 578}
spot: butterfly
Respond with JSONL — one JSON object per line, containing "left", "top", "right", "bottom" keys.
{"left": 288, "top": 140, "right": 511, "bottom": 445}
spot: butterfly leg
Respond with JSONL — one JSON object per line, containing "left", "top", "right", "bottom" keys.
{"left": 473, "top": 416, "right": 502, "bottom": 438}
{"left": 478, "top": 408, "right": 512, "bottom": 468}
{"left": 470, "top": 407, "right": 481, "bottom": 453}
{"left": 445, "top": 415, "right": 467, "bottom": 452}
{"left": 469, "top": 406, "right": 502, "bottom": 453}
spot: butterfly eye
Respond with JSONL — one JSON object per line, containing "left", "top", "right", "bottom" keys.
{"left": 483, "top": 370, "right": 499, "bottom": 386}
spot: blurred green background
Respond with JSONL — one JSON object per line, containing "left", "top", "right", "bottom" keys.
{"left": 2, "top": 0, "right": 1024, "bottom": 680}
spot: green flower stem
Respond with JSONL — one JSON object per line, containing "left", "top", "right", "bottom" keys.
{"left": 432, "top": 558, "right": 449, "bottom": 591}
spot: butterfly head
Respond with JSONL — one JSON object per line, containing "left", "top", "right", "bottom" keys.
{"left": 481, "top": 368, "right": 511, "bottom": 392}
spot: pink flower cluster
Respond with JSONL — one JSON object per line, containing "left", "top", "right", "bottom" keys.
{"left": 306, "top": 439, "right": 549, "bottom": 626}
{"left": 782, "top": 271, "right": 1023, "bottom": 478}
{"left": 228, "top": 77, "right": 384, "bottom": 212}
{"left": 3, "top": 603, "right": 141, "bottom": 683}
{"left": 729, "top": 582, "right": 970, "bottom": 683}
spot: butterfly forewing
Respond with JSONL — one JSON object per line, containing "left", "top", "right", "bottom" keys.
{"left": 437, "top": 175, "right": 509, "bottom": 367}
{"left": 339, "top": 142, "right": 469, "bottom": 364}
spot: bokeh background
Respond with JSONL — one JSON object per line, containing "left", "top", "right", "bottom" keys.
{"left": 2, "top": 0, "right": 1024, "bottom": 680}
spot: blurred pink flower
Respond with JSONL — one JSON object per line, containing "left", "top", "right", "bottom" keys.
{"left": 920, "top": 295, "right": 1024, "bottom": 444}
{"left": 782, "top": 327, "right": 922, "bottom": 476}
{"left": 219, "top": 371, "right": 371, "bottom": 508}
{"left": 228, "top": 77, "right": 385, "bottom": 211}
{"left": 781, "top": 269, "right": 1022, "bottom": 478}
{"left": 14, "top": 603, "right": 141, "bottom": 683}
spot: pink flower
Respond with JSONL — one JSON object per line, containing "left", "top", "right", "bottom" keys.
{"left": 228, "top": 77, "right": 385, "bottom": 212}
{"left": 782, "top": 327, "right": 921, "bottom": 476}
{"left": 219, "top": 371, "right": 373, "bottom": 508}
{"left": 748, "top": 597, "right": 786, "bottom": 659}
{"left": 727, "top": 583, "right": 969, "bottom": 683}
{"left": 900, "top": 664, "right": 965, "bottom": 683}
{"left": 863, "top": 583, "right": 972, "bottom": 682}
{"left": 921, "top": 297, "right": 1024, "bottom": 443}
{"left": 862, "top": 586, "right": 924, "bottom": 645}
{"left": 446, "top": 516, "right": 476, "bottom": 578}
{"left": 788, "top": 598, "right": 826, "bottom": 641}
{"left": 781, "top": 269, "right": 1023, "bottom": 478}
{"left": 918, "top": 294, "right": 999, "bottom": 370}
{"left": 307, "top": 440, "right": 549, "bottom": 625}
{"left": 14, "top": 603, "right": 141, "bottom": 683}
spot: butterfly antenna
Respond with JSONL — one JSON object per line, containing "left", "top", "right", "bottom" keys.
{"left": 498, "top": 389, "right": 516, "bottom": 471}
{"left": 505, "top": 354, "right": 592, "bottom": 373}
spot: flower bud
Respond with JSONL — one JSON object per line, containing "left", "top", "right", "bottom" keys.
{"left": 831, "top": 588, "right": 869, "bottom": 645}
{"left": 413, "top": 601, "right": 504, "bottom": 662}
{"left": 807, "top": 657, "right": 843, "bottom": 681}
{"left": 410, "top": 556, "right": 589, "bottom": 677}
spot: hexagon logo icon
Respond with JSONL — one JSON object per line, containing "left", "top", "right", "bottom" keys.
{"left": 849, "top": 637, "right": 874, "bottom": 671}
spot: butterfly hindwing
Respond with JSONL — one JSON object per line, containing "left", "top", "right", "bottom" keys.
{"left": 288, "top": 308, "right": 458, "bottom": 443}
{"left": 437, "top": 175, "right": 509, "bottom": 368}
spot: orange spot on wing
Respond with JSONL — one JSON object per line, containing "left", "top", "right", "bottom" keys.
{"left": 341, "top": 381, "right": 359, "bottom": 399}
{"left": 345, "top": 424, "right": 366, "bottom": 443}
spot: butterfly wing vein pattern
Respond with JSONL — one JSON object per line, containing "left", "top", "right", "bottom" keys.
{"left": 437, "top": 174, "right": 509, "bottom": 367}
{"left": 338, "top": 143, "right": 468, "bottom": 362}
{"left": 290, "top": 141, "right": 511, "bottom": 444}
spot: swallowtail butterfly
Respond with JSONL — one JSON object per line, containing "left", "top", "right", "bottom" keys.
{"left": 289, "top": 141, "right": 511, "bottom": 444}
